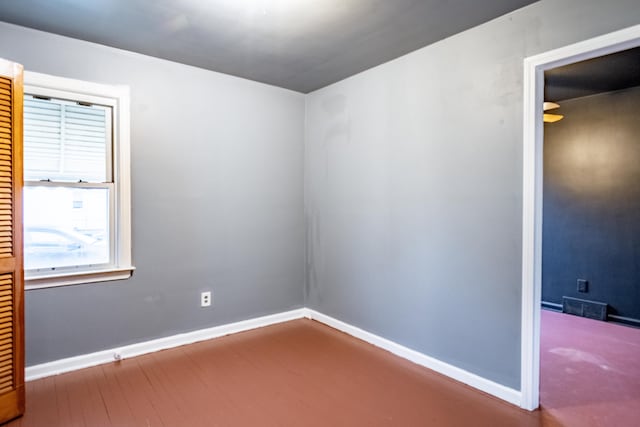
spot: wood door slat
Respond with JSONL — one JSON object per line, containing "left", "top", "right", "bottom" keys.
{"left": 0, "top": 57, "right": 24, "bottom": 424}
{"left": 0, "top": 359, "right": 13, "bottom": 370}
{"left": 0, "top": 355, "right": 12, "bottom": 367}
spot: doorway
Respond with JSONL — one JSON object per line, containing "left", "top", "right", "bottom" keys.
{"left": 520, "top": 24, "right": 640, "bottom": 411}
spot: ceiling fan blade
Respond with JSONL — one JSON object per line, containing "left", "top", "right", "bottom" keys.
{"left": 543, "top": 102, "right": 560, "bottom": 111}
{"left": 544, "top": 113, "right": 564, "bottom": 123}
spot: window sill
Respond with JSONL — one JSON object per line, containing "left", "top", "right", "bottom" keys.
{"left": 25, "top": 266, "right": 136, "bottom": 290}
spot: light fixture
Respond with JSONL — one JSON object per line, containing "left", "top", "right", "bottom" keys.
{"left": 543, "top": 101, "right": 563, "bottom": 123}
{"left": 543, "top": 113, "right": 564, "bottom": 123}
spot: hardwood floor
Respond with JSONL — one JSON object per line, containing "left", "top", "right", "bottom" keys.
{"left": 6, "top": 319, "right": 551, "bottom": 427}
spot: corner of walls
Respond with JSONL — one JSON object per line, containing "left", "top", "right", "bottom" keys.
{"left": 303, "top": 309, "right": 522, "bottom": 407}
{"left": 303, "top": 93, "right": 310, "bottom": 308}
{"left": 2, "top": 21, "right": 307, "bottom": 365}
{"left": 27, "top": 307, "right": 523, "bottom": 408}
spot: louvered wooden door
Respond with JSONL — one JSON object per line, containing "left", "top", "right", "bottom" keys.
{"left": 0, "top": 58, "right": 25, "bottom": 424}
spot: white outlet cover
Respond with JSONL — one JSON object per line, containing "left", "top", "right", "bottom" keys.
{"left": 201, "top": 291, "right": 212, "bottom": 307}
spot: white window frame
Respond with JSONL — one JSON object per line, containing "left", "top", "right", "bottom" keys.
{"left": 24, "top": 71, "right": 134, "bottom": 289}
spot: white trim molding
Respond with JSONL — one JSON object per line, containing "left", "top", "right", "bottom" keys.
{"left": 27, "top": 307, "right": 521, "bottom": 407}
{"left": 26, "top": 309, "right": 306, "bottom": 381}
{"left": 304, "top": 309, "right": 521, "bottom": 406}
{"left": 25, "top": 267, "right": 136, "bottom": 290}
{"left": 521, "top": 24, "right": 640, "bottom": 411}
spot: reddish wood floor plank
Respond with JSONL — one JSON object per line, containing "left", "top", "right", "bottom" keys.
{"left": 28, "top": 377, "right": 58, "bottom": 427}
{"left": 90, "top": 364, "right": 135, "bottom": 427}
{"left": 140, "top": 350, "right": 211, "bottom": 426}
{"left": 53, "top": 369, "right": 87, "bottom": 426}
{"left": 180, "top": 335, "right": 286, "bottom": 426}
{"left": 111, "top": 358, "right": 167, "bottom": 427}
{"left": 100, "top": 361, "right": 159, "bottom": 427}
{"left": 5, "top": 318, "right": 611, "bottom": 426}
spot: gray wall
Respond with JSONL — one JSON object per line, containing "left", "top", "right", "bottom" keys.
{"left": 0, "top": 22, "right": 305, "bottom": 365}
{"left": 543, "top": 87, "right": 640, "bottom": 321}
{"left": 304, "top": 0, "right": 640, "bottom": 389}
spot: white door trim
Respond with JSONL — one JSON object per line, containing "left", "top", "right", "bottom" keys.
{"left": 521, "top": 24, "right": 640, "bottom": 411}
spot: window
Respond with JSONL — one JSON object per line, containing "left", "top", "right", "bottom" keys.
{"left": 23, "top": 72, "right": 133, "bottom": 288}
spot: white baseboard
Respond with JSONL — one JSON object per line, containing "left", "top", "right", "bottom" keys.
{"left": 26, "top": 307, "right": 522, "bottom": 408}
{"left": 303, "top": 308, "right": 522, "bottom": 407}
{"left": 25, "top": 308, "right": 306, "bottom": 381}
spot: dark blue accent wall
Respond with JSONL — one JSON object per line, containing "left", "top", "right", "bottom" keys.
{"left": 543, "top": 87, "right": 640, "bottom": 322}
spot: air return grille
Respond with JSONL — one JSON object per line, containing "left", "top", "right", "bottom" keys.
{"left": 562, "top": 296, "right": 607, "bottom": 321}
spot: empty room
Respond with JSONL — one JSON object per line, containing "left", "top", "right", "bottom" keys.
{"left": 539, "top": 48, "right": 640, "bottom": 426}
{"left": 0, "top": 0, "right": 639, "bottom": 426}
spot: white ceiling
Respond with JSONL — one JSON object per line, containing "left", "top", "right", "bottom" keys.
{"left": 0, "top": 0, "right": 537, "bottom": 93}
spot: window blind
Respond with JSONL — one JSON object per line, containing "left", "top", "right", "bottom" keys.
{"left": 23, "top": 95, "right": 110, "bottom": 183}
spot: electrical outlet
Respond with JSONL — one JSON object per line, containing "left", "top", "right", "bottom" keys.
{"left": 577, "top": 279, "right": 588, "bottom": 293}
{"left": 201, "top": 291, "right": 212, "bottom": 307}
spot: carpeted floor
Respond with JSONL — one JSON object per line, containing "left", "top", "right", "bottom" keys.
{"left": 540, "top": 310, "right": 640, "bottom": 426}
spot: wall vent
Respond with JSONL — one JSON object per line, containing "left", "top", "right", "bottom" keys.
{"left": 562, "top": 296, "right": 607, "bottom": 321}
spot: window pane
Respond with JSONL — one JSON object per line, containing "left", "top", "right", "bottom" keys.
{"left": 24, "top": 187, "right": 110, "bottom": 270}
{"left": 24, "top": 96, "right": 110, "bottom": 182}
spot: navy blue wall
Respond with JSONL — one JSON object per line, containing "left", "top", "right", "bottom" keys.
{"left": 543, "top": 87, "right": 640, "bottom": 322}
